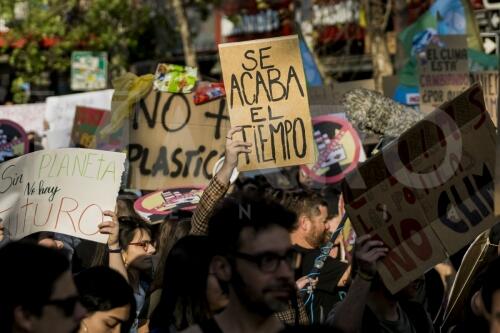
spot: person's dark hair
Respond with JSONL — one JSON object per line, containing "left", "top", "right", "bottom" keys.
{"left": 320, "top": 186, "right": 341, "bottom": 219}
{"left": 75, "top": 266, "right": 136, "bottom": 332}
{"left": 151, "top": 216, "right": 192, "bottom": 291}
{"left": 116, "top": 192, "right": 141, "bottom": 219}
{"left": 149, "top": 235, "right": 215, "bottom": 331}
{"left": 279, "top": 190, "right": 327, "bottom": 231}
{"left": 0, "top": 242, "right": 70, "bottom": 332}
{"left": 208, "top": 193, "right": 296, "bottom": 256}
{"left": 481, "top": 256, "right": 500, "bottom": 313}
{"left": 118, "top": 216, "right": 152, "bottom": 250}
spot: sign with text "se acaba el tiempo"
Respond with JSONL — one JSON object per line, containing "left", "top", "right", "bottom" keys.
{"left": 218, "top": 35, "right": 315, "bottom": 171}
{"left": 342, "top": 84, "right": 496, "bottom": 294}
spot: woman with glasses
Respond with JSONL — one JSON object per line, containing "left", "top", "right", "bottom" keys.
{"left": 99, "top": 212, "right": 156, "bottom": 333}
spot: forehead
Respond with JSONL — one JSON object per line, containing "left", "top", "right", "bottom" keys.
{"left": 238, "top": 225, "right": 291, "bottom": 253}
{"left": 132, "top": 228, "right": 151, "bottom": 241}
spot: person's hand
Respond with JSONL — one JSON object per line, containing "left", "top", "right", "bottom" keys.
{"left": 217, "top": 127, "right": 252, "bottom": 183}
{"left": 354, "top": 234, "right": 388, "bottom": 278}
{"left": 296, "top": 276, "right": 318, "bottom": 290}
{"left": 222, "top": 126, "right": 252, "bottom": 170}
{"left": 98, "top": 211, "right": 120, "bottom": 250}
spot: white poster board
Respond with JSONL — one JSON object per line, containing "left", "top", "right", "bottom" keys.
{"left": 0, "top": 148, "right": 125, "bottom": 243}
{"left": 0, "top": 103, "right": 46, "bottom": 134}
{"left": 45, "top": 90, "right": 113, "bottom": 148}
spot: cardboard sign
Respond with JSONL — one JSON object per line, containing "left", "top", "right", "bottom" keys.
{"left": 418, "top": 36, "right": 470, "bottom": 114}
{"left": 71, "top": 51, "right": 108, "bottom": 91}
{"left": 128, "top": 90, "right": 230, "bottom": 190}
{"left": 218, "top": 35, "right": 315, "bottom": 171}
{"left": 134, "top": 186, "right": 204, "bottom": 223}
{"left": 0, "top": 103, "right": 45, "bottom": 134}
{"left": 301, "top": 114, "right": 365, "bottom": 184}
{"left": 0, "top": 148, "right": 126, "bottom": 243}
{"left": 71, "top": 106, "right": 109, "bottom": 148}
{"left": 0, "top": 120, "right": 29, "bottom": 162}
{"left": 45, "top": 90, "right": 114, "bottom": 148}
{"left": 342, "top": 84, "right": 496, "bottom": 294}
{"left": 470, "top": 71, "right": 499, "bottom": 125}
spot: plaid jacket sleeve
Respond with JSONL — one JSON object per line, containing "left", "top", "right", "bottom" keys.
{"left": 190, "top": 175, "right": 229, "bottom": 236}
{"left": 275, "top": 292, "right": 310, "bottom": 326}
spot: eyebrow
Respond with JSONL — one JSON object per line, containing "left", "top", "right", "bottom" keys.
{"left": 108, "top": 315, "right": 126, "bottom": 323}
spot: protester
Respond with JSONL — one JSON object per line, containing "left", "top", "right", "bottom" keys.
{"left": 448, "top": 255, "right": 500, "bottom": 333}
{"left": 282, "top": 190, "right": 349, "bottom": 322}
{"left": 181, "top": 194, "right": 298, "bottom": 333}
{"left": 75, "top": 266, "right": 136, "bottom": 333}
{"left": 150, "top": 216, "right": 192, "bottom": 300}
{"left": 149, "top": 235, "right": 228, "bottom": 332}
{"left": 100, "top": 214, "right": 156, "bottom": 333}
{"left": 326, "top": 234, "right": 435, "bottom": 333}
{"left": 0, "top": 241, "right": 87, "bottom": 333}
{"left": 483, "top": 256, "right": 500, "bottom": 333}
{"left": 190, "top": 126, "right": 251, "bottom": 236}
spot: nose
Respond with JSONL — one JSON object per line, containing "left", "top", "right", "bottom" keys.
{"left": 74, "top": 301, "right": 88, "bottom": 323}
{"left": 147, "top": 243, "right": 156, "bottom": 255}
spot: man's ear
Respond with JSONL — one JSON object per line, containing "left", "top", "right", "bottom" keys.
{"left": 13, "top": 305, "right": 35, "bottom": 332}
{"left": 211, "top": 255, "right": 232, "bottom": 282}
{"left": 298, "top": 214, "right": 310, "bottom": 232}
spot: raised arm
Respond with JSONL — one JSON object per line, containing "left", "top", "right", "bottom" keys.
{"left": 190, "top": 127, "right": 251, "bottom": 235}
{"left": 326, "top": 234, "right": 388, "bottom": 333}
{"left": 99, "top": 210, "right": 129, "bottom": 282}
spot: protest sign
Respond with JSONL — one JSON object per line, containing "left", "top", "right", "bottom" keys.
{"left": 301, "top": 114, "right": 365, "bottom": 185}
{"left": 419, "top": 35, "right": 470, "bottom": 114}
{"left": 128, "top": 90, "right": 230, "bottom": 190}
{"left": 343, "top": 84, "right": 496, "bottom": 293}
{"left": 470, "top": 71, "right": 499, "bottom": 125}
{"left": 71, "top": 106, "right": 109, "bottom": 148}
{"left": 134, "top": 186, "right": 204, "bottom": 223}
{"left": 45, "top": 90, "right": 114, "bottom": 148}
{"left": 0, "top": 148, "right": 126, "bottom": 243}
{"left": 0, "top": 120, "right": 29, "bottom": 162}
{"left": 218, "top": 35, "right": 315, "bottom": 171}
{"left": 0, "top": 103, "right": 45, "bottom": 134}
{"left": 71, "top": 51, "right": 108, "bottom": 91}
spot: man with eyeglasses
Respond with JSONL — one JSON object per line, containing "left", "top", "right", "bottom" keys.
{"left": 0, "top": 241, "right": 87, "bottom": 333}
{"left": 182, "top": 194, "right": 298, "bottom": 333}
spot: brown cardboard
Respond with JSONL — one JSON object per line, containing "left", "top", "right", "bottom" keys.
{"left": 218, "top": 35, "right": 315, "bottom": 171}
{"left": 470, "top": 71, "right": 499, "bottom": 125}
{"left": 128, "top": 90, "right": 230, "bottom": 190}
{"left": 419, "top": 36, "right": 470, "bottom": 114}
{"left": 343, "top": 84, "right": 496, "bottom": 294}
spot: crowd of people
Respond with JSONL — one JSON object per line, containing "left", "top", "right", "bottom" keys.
{"left": 0, "top": 126, "right": 499, "bottom": 333}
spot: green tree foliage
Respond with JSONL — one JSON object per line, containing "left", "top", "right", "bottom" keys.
{"left": 0, "top": 0, "right": 177, "bottom": 90}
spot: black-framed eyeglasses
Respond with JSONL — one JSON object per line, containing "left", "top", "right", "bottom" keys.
{"left": 233, "top": 249, "right": 301, "bottom": 273}
{"left": 44, "top": 295, "right": 80, "bottom": 317}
